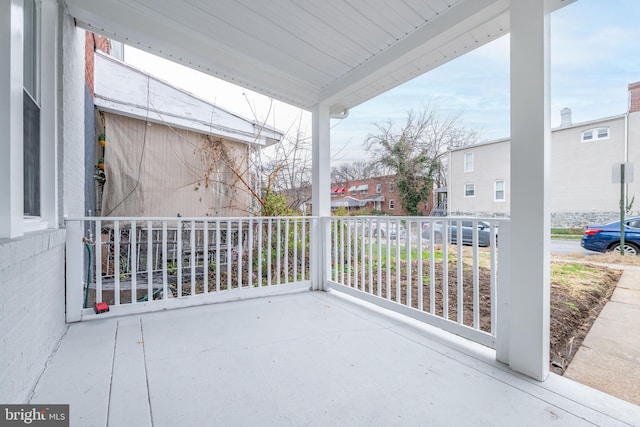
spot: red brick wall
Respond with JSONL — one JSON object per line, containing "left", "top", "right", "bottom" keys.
{"left": 84, "top": 32, "right": 112, "bottom": 97}
{"left": 629, "top": 81, "right": 640, "bottom": 113}
{"left": 331, "top": 175, "right": 433, "bottom": 216}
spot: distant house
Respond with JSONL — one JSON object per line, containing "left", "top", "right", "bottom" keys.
{"left": 330, "top": 175, "right": 433, "bottom": 215}
{"left": 447, "top": 81, "right": 640, "bottom": 228}
{"left": 90, "top": 46, "right": 284, "bottom": 217}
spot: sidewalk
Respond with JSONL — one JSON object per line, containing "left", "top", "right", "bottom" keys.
{"left": 564, "top": 269, "right": 640, "bottom": 405}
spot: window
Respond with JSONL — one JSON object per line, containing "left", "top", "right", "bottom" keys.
{"left": 581, "top": 127, "right": 609, "bottom": 142}
{"left": 23, "top": 0, "right": 41, "bottom": 217}
{"left": 359, "top": 184, "right": 368, "bottom": 195}
{"left": 464, "top": 183, "right": 475, "bottom": 198}
{"left": 389, "top": 200, "right": 395, "bottom": 210}
{"left": 464, "top": 152, "right": 473, "bottom": 172}
{"left": 389, "top": 182, "right": 394, "bottom": 192}
{"left": 494, "top": 180, "right": 505, "bottom": 201}
{"left": 376, "top": 183, "right": 382, "bottom": 193}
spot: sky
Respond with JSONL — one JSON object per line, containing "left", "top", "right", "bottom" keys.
{"left": 124, "top": 0, "right": 640, "bottom": 163}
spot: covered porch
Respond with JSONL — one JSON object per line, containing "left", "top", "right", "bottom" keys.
{"left": 4, "top": 0, "right": 639, "bottom": 422}
{"left": 31, "top": 290, "right": 639, "bottom": 426}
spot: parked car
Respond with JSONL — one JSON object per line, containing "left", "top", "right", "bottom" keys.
{"left": 581, "top": 216, "right": 640, "bottom": 255}
{"left": 422, "top": 220, "right": 497, "bottom": 247}
{"left": 369, "top": 222, "right": 406, "bottom": 240}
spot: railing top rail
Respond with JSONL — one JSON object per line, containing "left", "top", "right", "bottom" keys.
{"left": 65, "top": 216, "right": 319, "bottom": 222}
{"left": 330, "top": 215, "right": 510, "bottom": 223}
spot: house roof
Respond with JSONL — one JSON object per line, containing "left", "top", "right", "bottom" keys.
{"left": 93, "top": 52, "right": 284, "bottom": 147}
{"left": 66, "top": 0, "right": 574, "bottom": 116}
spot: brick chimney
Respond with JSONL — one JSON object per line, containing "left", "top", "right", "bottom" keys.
{"left": 629, "top": 81, "right": 640, "bottom": 113}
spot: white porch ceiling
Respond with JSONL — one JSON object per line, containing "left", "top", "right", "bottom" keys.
{"left": 65, "top": 0, "right": 575, "bottom": 115}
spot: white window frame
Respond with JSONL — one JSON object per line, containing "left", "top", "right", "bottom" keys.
{"left": 494, "top": 180, "right": 505, "bottom": 202}
{"left": 464, "top": 152, "right": 474, "bottom": 172}
{"left": 389, "top": 200, "right": 395, "bottom": 210}
{"left": 376, "top": 183, "right": 382, "bottom": 193}
{"left": 464, "top": 183, "right": 475, "bottom": 198}
{"left": 581, "top": 127, "right": 610, "bottom": 142}
{"left": 389, "top": 182, "right": 394, "bottom": 193}
{"left": 1, "top": 0, "right": 58, "bottom": 238}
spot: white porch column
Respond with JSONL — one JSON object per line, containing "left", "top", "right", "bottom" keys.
{"left": 310, "top": 103, "right": 331, "bottom": 291}
{"left": 508, "top": 0, "right": 551, "bottom": 380}
{"left": 0, "top": 0, "right": 24, "bottom": 238}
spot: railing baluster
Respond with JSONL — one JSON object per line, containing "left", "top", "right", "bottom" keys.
{"left": 146, "top": 221, "right": 152, "bottom": 301}
{"left": 429, "top": 220, "right": 436, "bottom": 315}
{"left": 353, "top": 219, "right": 359, "bottom": 290}
{"left": 95, "top": 219, "right": 103, "bottom": 304}
{"left": 301, "top": 218, "right": 306, "bottom": 281}
{"left": 267, "top": 219, "right": 272, "bottom": 287}
{"left": 395, "top": 219, "right": 401, "bottom": 303}
{"left": 442, "top": 220, "right": 449, "bottom": 319}
{"left": 114, "top": 220, "right": 121, "bottom": 306}
{"left": 360, "top": 218, "right": 366, "bottom": 292}
{"left": 332, "top": 219, "right": 338, "bottom": 282}
{"left": 203, "top": 221, "right": 209, "bottom": 294}
{"left": 284, "top": 218, "right": 289, "bottom": 284}
{"left": 347, "top": 219, "right": 352, "bottom": 289}
{"left": 190, "top": 220, "right": 196, "bottom": 296}
{"left": 490, "top": 222, "right": 498, "bottom": 336}
{"left": 339, "top": 218, "right": 344, "bottom": 285}
{"left": 215, "top": 220, "right": 221, "bottom": 293}
{"left": 237, "top": 218, "right": 243, "bottom": 289}
{"left": 162, "top": 221, "right": 168, "bottom": 299}
{"left": 473, "top": 221, "right": 480, "bottom": 329}
{"left": 368, "top": 219, "right": 373, "bottom": 294}
{"left": 457, "top": 220, "right": 464, "bottom": 324}
{"left": 258, "top": 218, "right": 263, "bottom": 287}
{"left": 377, "top": 217, "right": 382, "bottom": 298}
{"left": 417, "top": 220, "right": 423, "bottom": 312}
{"left": 276, "top": 219, "right": 282, "bottom": 285}
{"left": 386, "top": 217, "right": 391, "bottom": 300}
{"left": 248, "top": 218, "right": 253, "bottom": 288}
{"left": 177, "top": 220, "right": 183, "bottom": 297}
{"left": 227, "top": 220, "right": 232, "bottom": 291}
{"left": 406, "top": 220, "right": 412, "bottom": 307}
{"left": 131, "top": 221, "right": 137, "bottom": 304}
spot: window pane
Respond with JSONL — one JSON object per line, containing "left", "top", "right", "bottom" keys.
{"left": 24, "top": 90, "right": 41, "bottom": 216}
{"left": 465, "top": 183, "right": 474, "bottom": 197}
{"left": 582, "top": 130, "right": 593, "bottom": 141}
{"left": 597, "top": 127, "right": 609, "bottom": 138}
{"left": 23, "top": 0, "right": 38, "bottom": 101}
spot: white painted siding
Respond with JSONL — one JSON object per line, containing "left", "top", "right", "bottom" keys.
{"left": 449, "top": 140, "right": 510, "bottom": 216}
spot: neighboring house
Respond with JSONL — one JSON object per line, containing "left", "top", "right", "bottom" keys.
{"left": 448, "top": 81, "right": 640, "bottom": 228}
{"left": 330, "top": 175, "right": 432, "bottom": 215}
{"left": 91, "top": 48, "right": 284, "bottom": 217}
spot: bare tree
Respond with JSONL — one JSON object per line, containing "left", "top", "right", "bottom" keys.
{"left": 365, "top": 105, "right": 479, "bottom": 215}
{"left": 331, "top": 160, "right": 387, "bottom": 183}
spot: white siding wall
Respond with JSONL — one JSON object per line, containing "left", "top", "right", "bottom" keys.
{"left": 449, "top": 141, "right": 510, "bottom": 216}
{"left": 449, "top": 115, "right": 630, "bottom": 222}
{"left": 551, "top": 117, "right": 624, "bottom": 213}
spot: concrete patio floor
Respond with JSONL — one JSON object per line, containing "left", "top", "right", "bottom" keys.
{"left": 30, "top": 289, "right": 640, "bottom": 426}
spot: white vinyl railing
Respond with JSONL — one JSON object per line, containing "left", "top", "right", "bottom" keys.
{"left": 65, "top": 215, "right": 509, "bottom": 350}
{"left": 65, "top": 217, "right": 312, "bottom": 320}
{"left": 327, "top": 216, "right": 508, "bottom": 348}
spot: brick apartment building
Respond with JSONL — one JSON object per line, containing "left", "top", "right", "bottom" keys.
{"left": 331, "top": 175, "right": 433, "bottom": 216}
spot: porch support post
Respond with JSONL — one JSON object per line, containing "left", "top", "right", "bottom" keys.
{"left": 508, "top": 0, "right": 551, "bottom": 380}
{"left": 310, "top": 103, "right": 331, "bottom": 291}
{"left": 65, "top": 220, "right": 84, "bottom": 322}
{"left": 0, "top": 0, "right": 24, "bottom": 238}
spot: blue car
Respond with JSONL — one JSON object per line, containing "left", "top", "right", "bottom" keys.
{"left": 581, "top": 216, "right": 640, "bottom": 255}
